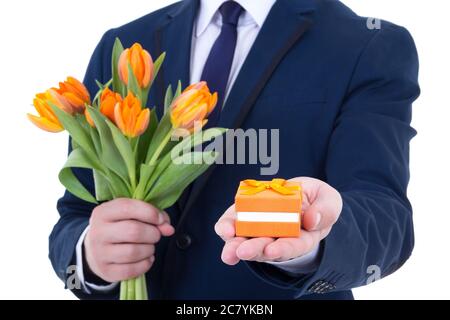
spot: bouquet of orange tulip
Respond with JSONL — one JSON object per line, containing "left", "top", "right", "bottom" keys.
{"left": 28, "top": 39, "right": 225, "bottom": 300}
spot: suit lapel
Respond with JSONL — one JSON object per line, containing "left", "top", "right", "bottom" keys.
{"left": 219, "top": 0, "right": 315, "bottom": 130}
{"left": 178, "top": 0, "right": 317, "bottom": 224}
{"left": 154, "top": 0, "right": 199, "bottom": 117}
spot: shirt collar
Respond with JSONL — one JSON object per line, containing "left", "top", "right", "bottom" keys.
{"left": 196, "top": 0, "right": 276, "bottom": 37}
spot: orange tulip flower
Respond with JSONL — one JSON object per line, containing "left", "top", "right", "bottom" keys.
{"left": 57, "top": 77, "right": 90, "bottom": 113}
{"left": 85, "top": 87, "right": 123, "bottom": 127}
{"left": 114, "top": 92, "right": 150, "bottom": 138}
{"left": 170, "top": 81, "right": 218, "bottom": 135}
{"left": 100, "top": 88, "right": 123, "bottom": 121}
{"left": 28, "top": 91, "right": 65, "bottom": 133}
{"left": 118, "top": 43, "right": 153, "bottom": 88}
{"left": 29, "top": 76, "right": 89, "bottom": 132}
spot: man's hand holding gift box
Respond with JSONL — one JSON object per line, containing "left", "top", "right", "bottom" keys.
{"left": 215, "top": 177, "right": 343, "bottom": 264}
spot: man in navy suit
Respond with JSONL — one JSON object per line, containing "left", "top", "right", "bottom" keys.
{"left": 50, "top": 0, "right": 420, "bottom": 300}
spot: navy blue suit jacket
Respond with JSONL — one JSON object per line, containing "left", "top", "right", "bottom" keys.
{"left": 49, "top": 0, "right": 420, "bottom": 300}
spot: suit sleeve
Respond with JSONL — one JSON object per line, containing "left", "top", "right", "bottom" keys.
{"left": 48, "top": 30, "right": 119, "bottom": 300}
{"left": 247, "top": 24, "right": 420, "bottom": 296}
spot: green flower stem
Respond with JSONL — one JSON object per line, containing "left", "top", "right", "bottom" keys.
{"left": 148, "top": 130, "right": 173, "bottom": 165}
{"left": 126, "top": 137, "right": 140, "bottom": 192}
{"left": 142, "top": 276, "right": 148, "bottom": 300}
{"left": 127, "top": 279, "right": 135, "bottom": 300}
{"left": 118, "top": 129, "right": 173, "bottom": 301}
{"left": 135, "top": 275, "right": 145, "bottom": 300}
{"left": 130, "top": 136, "right": 139, "bottom": 157}
{"left": 130, "top": 167, "right": 137, "bottom": 192}
{"left": 118, "top": 276, "right": 148, "bottom": 300}
{"left": 120, "top": 280, "right": 127, "bottom": 300}
{"left": 118, "top": 193, "right": 150, "bottom": 299}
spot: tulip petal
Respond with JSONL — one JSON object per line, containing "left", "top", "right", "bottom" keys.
{"left": 48, "top": 89, "right": 74, "bottom": 114}
{"left": 101, "top": 87, "right": 113, "bottom": 100}
{"left": 33, "top": 97, "right": 59, "bottom": 123}
{"left": 63, "top": 92, "right": 86, "bottom": 113}
{"left": 208, "top": 92, "right": 218, "bottom": 114}
{"left": 27, "top": 113, "right": 63, "bottom": 133}
{"left": 114, "top": 102, "right": 126, "bottom": 135}
{"left": 169, "top": 81, "right": 217, "bottom": 132}
{"left": 100, "top": 88, "right": 123, "bottom": 122}
{"left": 100, "top": 98, "right": 117, "bottom": 122}
{"left": 130, "top": 44, "right": 144, "bottom": 86}
{"left": 171, "top": 89, "right": 199, "bottom": 115}
{"left": 60, "top": 81, "right": 88, "bottom": 106}
{"left": 118, "top": 49, "right": 130, "bottom": 85}
{"left": 141, "top": 49, "right": 153, "bottom": 88}
{"left": 179, "top": 104, "right": 208, "bottom": 128}
{"left": 133, "top": 108, "right": 150, "bottom": 137}
{"left": 66, "top": 77, "right": 90, "bottom": 103}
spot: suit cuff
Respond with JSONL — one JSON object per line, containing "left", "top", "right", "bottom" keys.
{"left": 75, "top": 226, "right": 119, "bottom": 294}
{"left": 264, "top": 245, "right": 320, "bottom": 274}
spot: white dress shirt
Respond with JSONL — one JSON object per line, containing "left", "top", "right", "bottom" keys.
{"left": 76, "top": 0, "right": 320, "bottom": 294}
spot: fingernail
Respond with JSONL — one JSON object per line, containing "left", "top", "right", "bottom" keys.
{"left": 158, "top": 212, "right": 165, "bottom": 225}
{"left": 314, "top": 213, "right": 322, "bottom": 229}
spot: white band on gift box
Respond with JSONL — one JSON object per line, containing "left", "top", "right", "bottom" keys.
{"left": 237, "top": 212, "right": 300, "bottom": 223}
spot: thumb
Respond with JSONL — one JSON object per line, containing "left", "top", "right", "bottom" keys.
{"left": 302, "top": 185, "right": 342, "bottom": 232}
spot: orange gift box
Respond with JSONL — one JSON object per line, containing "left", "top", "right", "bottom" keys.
{"left": 235, "top": 179, "right": 302, "bottom": 238}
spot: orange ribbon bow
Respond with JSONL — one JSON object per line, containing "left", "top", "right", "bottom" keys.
{"left": 239, "top": 179, "right": 300, "bottom": 196}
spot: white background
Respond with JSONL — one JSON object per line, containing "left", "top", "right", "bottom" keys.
{"left": 0, "top": 0, "right": 448, "bottom": 300}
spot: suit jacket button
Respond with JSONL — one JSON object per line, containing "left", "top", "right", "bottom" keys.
{"left": 176, "top": 234, "right": 192, "bottom": 250}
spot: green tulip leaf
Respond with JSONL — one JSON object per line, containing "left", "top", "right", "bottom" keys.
{"left": 71, "top": 137, "right": 79, "bottom": 151}
{"left": 143, "top": 150, "right": 173, "bottom": 195}
{"left": 105, "top": 120, "right": 137, "bottom": 189}
{"left": 143, "top": 128, "right": 227, "bottom": 198}
{"left": 164, "top": 85, "right": 173, "bottom": 115}
{"left": 106, "top": 170, "right": 132, "bottom": 198}
{"left": 137, "top": 109, "right": 158, "bottom": 165}
{"left": 86, "top": 107, "right": 130, "bottom": 190}
{"left": 59, "top": 148, "right": 98, "bottom": 204}
{"left": 145, "top": 112, "right": 173, "bottom": 164}
{"left": 149, "top": 52, "right": 166, "bottom": 89}
{"left": 174, "top": 80, "right": 182, "bottom": 101}
{"left": 145, "top": 151, "right": 217, "bottom": 206}
{"left": 134, "top": 163, "right": 157, "bottom": 200}
{"left": 89, "top": 126, "right": 102, "bottom": 156}
{"left": 171, "top": 128, "right": 227, "bottom": 158}
{"left": 93, "top": 169, "right": 113, "bottom": 201}
{"left": 112, "top": 38, "right": 125, "bottom": 95}
{"left": 50, "top": 104, "right": 97, "bottom": 160}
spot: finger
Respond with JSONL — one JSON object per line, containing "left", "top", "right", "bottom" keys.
{"left": 221, "top": 237, "right": 246, "bottom": 265}
{"left": 108, "top": 220, "right": 162, "bottom": 244}
{"left": 300, "top": 183, "right": 342, "bottom": 232}
{"left": 157, "top": 223, "right": 175, "bottom": 237}
{"left": 215, "top": 205, "right": 237, "bottom": 241}
{"left": 98, "top": 198, "right": 166, "bottom": 225}
{"left": 160, "top": 211, "right": 171, "bottom": 224}
{"left": 303, "top": 202, "right": 340, "bottom": 232}
{"left": 302, "top": 208, "right": 323, "bottom": 232}
{"left": 105, "top": 244, "right": 155, "bottom": 264}
{"left": 235, "top": 237, "right": 274, "bottom": 261}
{"left": 105, "top": 257, "right": 155, "bottom": 282}
{"left": 264, "top": 231, "right": 321, "bottom": 261}
{"left": 156, "top": 211, "right": 175, "bottom": 236}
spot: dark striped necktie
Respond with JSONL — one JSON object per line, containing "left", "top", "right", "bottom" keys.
{"left": 201, "top": 1, "right": 244, "bottom": 128}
